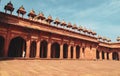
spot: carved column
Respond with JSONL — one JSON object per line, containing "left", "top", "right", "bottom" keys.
{"left": 60, "top": 43, "right": 63, "bottom": 59}
{"left": 104, "top": 52, "right": 107, "bottom": 60}
{"left": 47, "top": 42, "right": 51, "bottom": 59}
{"left": 25, "top": 40, "right": 30, "bottom": 58}
{"left": 118, "top": 52, "right": 120, "bottom": 61}
{"left": 68, "top": 45, "right": 71, "bottom": 59}
{"left": 109, "top": 52, "right": 112, "bottom": 60}
{"left": 73, "top": 45, "right": 76, "bottom": 59}
{"left": 4, "top": 29, "right": 11, "bottom": 57}
{"left": 80, "top": 47, "right": 83, "bottom": 59}
{"left": 4, "top": 38, "right": 10, "bottom": 57}
{"left": 35, "top": 40, "right": 40, "bottom": 58}
{"left": 99, "top": 51, "right": 102, "bottom": 60}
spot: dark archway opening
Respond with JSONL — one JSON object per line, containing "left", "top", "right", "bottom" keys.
{"left": 112, "top": 52, "right": 119, "bottom": 60}
{"left": 96, "top": 50, "right": 99, "bottom": 59}
{"left": 76, "top": 45, "right": 80, "bottom": 59}
{"left": 51, "top": 42, "right": 60, "bottom": 58}
{"left": 71, "top": 46, "right": 73, "bottom": 58}
{"left": 40, "top": 40, "right": 48, "bottom": 58}
{"left": 0, "top": 36, "right": 5, "bottom": 57}
{"left": 8, "top": 37, "right": 26, "bottom": 57}
{"left": 102, "top": 51, "right": 105, "bottom": 59}
{"left": 30, "top": 41, "right": 36, "bottom": 58}
{"left": 107, "top": 52, "right": 109, "bottom": 60}
{"left": 63, "top": 44, "right": 68, "bottom": 58}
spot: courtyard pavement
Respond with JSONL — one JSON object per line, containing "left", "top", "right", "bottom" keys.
{"left": 0, "top": 59, "right": 120, "bottom": 76}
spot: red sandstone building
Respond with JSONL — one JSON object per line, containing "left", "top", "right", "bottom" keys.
{"left": 0, "top": 2, "right": 120, "bottom": 60}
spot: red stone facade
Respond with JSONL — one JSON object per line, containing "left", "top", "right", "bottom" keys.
{"left": 0, "top": 2, "right": 120, "bottom": 60}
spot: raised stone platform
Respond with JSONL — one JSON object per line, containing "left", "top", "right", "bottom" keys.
{"left": 0, "top": 60, "right": 120, "bottom": 76}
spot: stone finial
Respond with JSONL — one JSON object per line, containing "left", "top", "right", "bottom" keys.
{"left": 46, "top": 15, "right": 53, "bottom": 24}
{"left": 61, "top": 20, "right": 67, "bottom": 26}
{"left": 67, "top": 22, "right": 72, "bottom": 28}
{"left": 54, "top": 17, "right": 60, "bottom": 25}
{"left": 28, "top": 9, "right": 36, "bottom": 19}
{"left": 17, "top": 5, "right": 26, "bottom": 17}
{"left": 37, "top": 12, "right": 46, "bottom": 20}
{"left": 72, "top": 24, "right": 78, "bottom": 29}
{"left": 4, "top": 1, "right": 14, "bottom": 14}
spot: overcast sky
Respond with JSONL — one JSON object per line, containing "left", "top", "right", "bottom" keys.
{"left": 0, "top": 0, "right": 120, "bottom": 42}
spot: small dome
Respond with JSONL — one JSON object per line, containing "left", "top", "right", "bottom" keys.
{"left": 67, "top": 22, "right": 72, "bottom": 28}
{"left": 7, "top": 1, "right": 13, "bottom": 7}
{"left": 98, "top": 35, "right": 102, "bottom": 39}
{"left": 72, "top": 24, "right": 78, "bottom": 29}
{"left": 78, "top": 26, "right": 83, "bottom": 31}
{"left": 47, "top": 15, "right": 52, "bottom": 20}
{"left": 28, "top": 9, "right": 36, "bottom": 18}
{"left": 107, "top": 38, "right": 111, "bottom": 42}
{"left": 83, "top": 27, "right": 88, "bottom": 32}
{"left": 87, "top": 29, "right": 93, "bottom": 34}
{"left": 54, "top": 17, "right": 60, "bottom": 24}
{"left": 102, "top": 37, "right": 107, "bottom": 41}
{"left": 93, "top": 31, "right": 97, "bottom": 35}
{"left": 37, "top": 12, "right": 46, "bottom": 20}
{"left": 46, "top": 15, "right": 53, "bottom": 22}
{"left": 4, "top": 1, "right": 14, "bottom": 12}
{"left": 61, "top": 20, "right": 66, "bottom": 26}
{"left": 17, "top": 5, "right": 26, "bottom": 15}
{"left": 117, "top": 36, "right": 120, "bottom": 41}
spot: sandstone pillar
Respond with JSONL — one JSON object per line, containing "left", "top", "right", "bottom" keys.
{"left": 73, "top": 45, "right": 76, "bottom": 59}
{"left": 25, "top": 40, "right": 30, "bottom": 58}
{"left": 104, "top": 52, "right": 107, "bottom": 60}
{"left": 35, "top": 40, "right": 40, "bottom": 58}
{"left": 68, "top": 45, "right": 71, "bottom": 59}
{"left": 99, "top": 51, "right": 102, "bottom": 60}
{"left": 118, "top": 52, "right": 120, "bottom": 61}
{"left": 4, "top": 38, "right": 10, "bottom": 57}
{"left": 60, "top": 43, "right": 63, "bottom": 59}
{"left": 47, "top": 42, "right": 51, "bottom": 59}
{"left": 80, "top": 47, "right": 83, "bottom": 59}
{"left": 109, "top": 52, "right": 113, "bottom": 60}
{"left": 4, "top": 30, "right": 11, "bottom": 57}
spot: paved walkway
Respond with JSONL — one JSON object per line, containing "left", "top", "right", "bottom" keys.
{"left": 0, "top": 60, "right": 120, "bottom": 76}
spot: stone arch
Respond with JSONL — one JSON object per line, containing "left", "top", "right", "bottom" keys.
{"left": 112, "top": 52, "right": 119, "bottom": 60}
{"left": 51, "top": 42, "right": 60, "bottom": 58}
{"left": 0, "top": 36, "right": 5, "bottom": 57}
{"left": 96, "top": 50, "right": 100, "bottom": 59}
{"left": 76, "top": 45, "right": 80, "bottom": 59}
{"left": 10, "top": 35, "right": 27, "bottom": 41}
{"left": 63, "top": 43, "right": 68, "bottom": 58}
{"left": 71, "top": 46, "right": 73, "bottom": 58}
{"left": 30, "top": 41, "right": 36, "bottom": 58}
{"left": 40, "top": 40, "right": 48, "bottom": 58}
{"left": 8, "top": 36, "right": 26, "bottom": 57}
